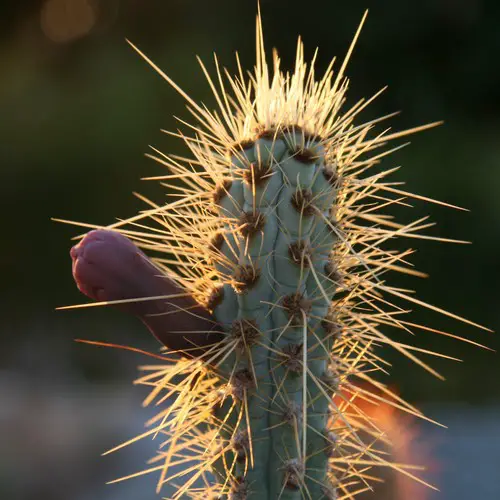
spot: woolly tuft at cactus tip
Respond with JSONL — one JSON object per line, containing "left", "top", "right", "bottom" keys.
{"left": 0, "top": 2, "right": 499, "bottom": 500}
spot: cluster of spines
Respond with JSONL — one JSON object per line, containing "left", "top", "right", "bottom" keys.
{"left": 62, "top": 10, "right": 490, "bottom": 500}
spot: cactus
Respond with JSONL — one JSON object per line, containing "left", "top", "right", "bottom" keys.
{"left": 62, "top": 9, "right": 490, "bottom": 500}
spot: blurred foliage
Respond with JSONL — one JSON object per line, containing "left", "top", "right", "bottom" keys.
{"left": 1, "top": 0, "right": 498, "bottom": 404}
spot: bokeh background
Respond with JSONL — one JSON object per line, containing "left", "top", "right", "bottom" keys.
{"left": 1, "top": 0, "right": 499, "bottom": 499}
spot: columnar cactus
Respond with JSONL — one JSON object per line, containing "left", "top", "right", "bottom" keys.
{"left": 64, "top": 10, "right": 488, "bottom": 500}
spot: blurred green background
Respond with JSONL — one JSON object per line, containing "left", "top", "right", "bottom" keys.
{"left": 0, "top": 1, "right": 499, "bottom": 499}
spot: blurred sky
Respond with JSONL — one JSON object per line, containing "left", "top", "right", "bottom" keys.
{"left": 1, "top": 0, "right": 499, "bottom": 405}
